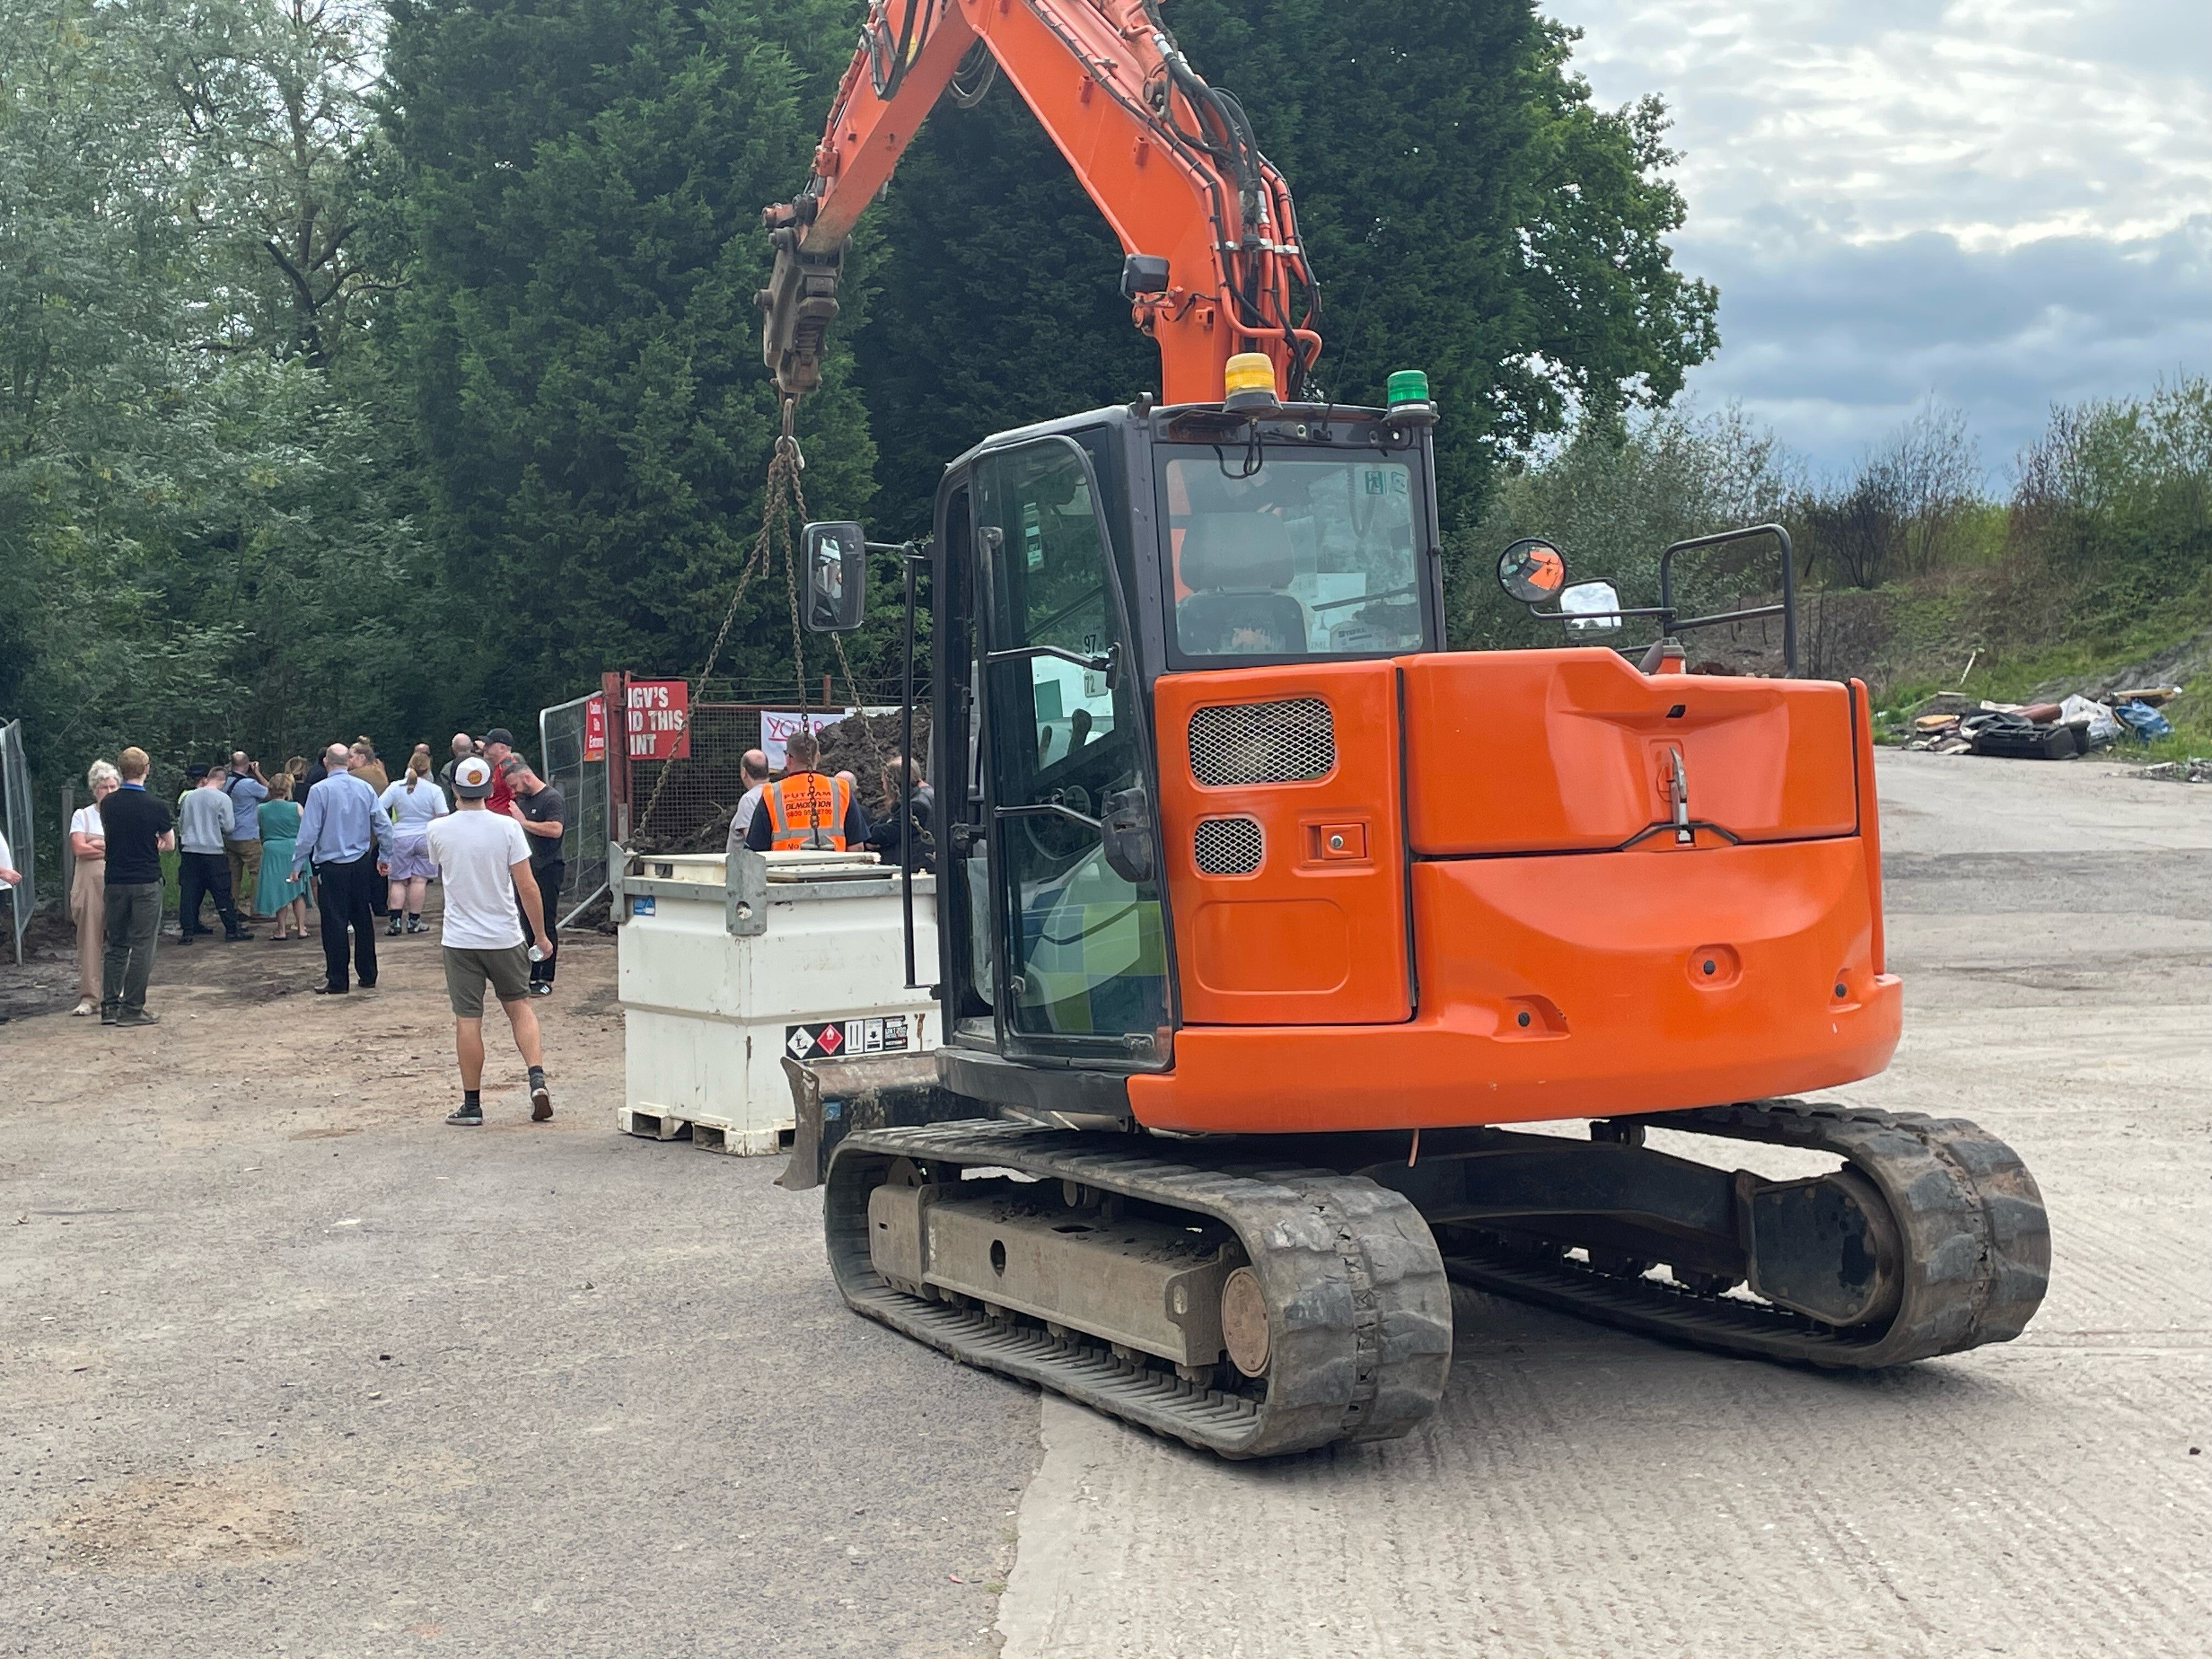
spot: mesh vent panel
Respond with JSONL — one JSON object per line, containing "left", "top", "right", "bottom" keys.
{"left": 1187, "top": 697, "right": 1335, "bottom": 787}
{"left": 1194, "top": 817, "right": 1265, "bottom": 875}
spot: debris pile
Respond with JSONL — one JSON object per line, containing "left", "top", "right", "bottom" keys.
{"left": 1895, "top": 684, "right": 2185, "bottom": 762}
{"left": 2134, "top": 757, "right": 2212, "bottom": 785}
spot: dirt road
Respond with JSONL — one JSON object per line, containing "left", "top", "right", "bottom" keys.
{"left": 0, "top": 920, "right": 1029, "bottom": 1658}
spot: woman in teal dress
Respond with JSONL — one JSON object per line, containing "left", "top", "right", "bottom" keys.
{"left": 255, "top": 775, "right": 311, "bottom": 939}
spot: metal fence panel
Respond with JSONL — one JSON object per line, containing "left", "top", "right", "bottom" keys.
{"left": 538, "top": 695, "right": 610, "bottom": 928}
{"left": 630, "top": 702, "right": 768, "bottom": 849}
{"left": 624, "top": 696, "right": 932, "bottom": 850}
{"left": 1, "top": 720, "right": 34, "bottom": 965}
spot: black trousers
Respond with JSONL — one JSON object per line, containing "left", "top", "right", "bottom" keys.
{"left": 316, "top": 854, "right": 379, "bottom": 990}
{"left": 177, "top": 850, "right": 240, "bottom": 935}
{"left": 520, "top": 861, "right": 563, "bottom": 984}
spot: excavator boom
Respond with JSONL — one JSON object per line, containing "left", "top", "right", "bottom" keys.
{"left": 760, "top": 0, "right": 1320, "bottom": 404}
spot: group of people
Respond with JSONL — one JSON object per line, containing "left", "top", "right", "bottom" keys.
{"left": 62, "top": 732, "right": 563, "bottom": 1127}
{"left": 725, "top": 729, "right": 934, "bottom": 868}
{"left": 63, "top": 727, "right": 569, "bottom": 1009}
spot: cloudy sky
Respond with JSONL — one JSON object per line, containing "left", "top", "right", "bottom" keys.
{"left": 1548, "top": 0, "right": 2212, "bottom": 478}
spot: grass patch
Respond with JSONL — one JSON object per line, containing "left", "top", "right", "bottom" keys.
{"left": 2131, "top": 707, "right": 2212, "bottom": 763}
{"left": 1874, "top": 617, "right": 2208, "bottom": 722}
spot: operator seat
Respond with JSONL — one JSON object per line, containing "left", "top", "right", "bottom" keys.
{"left": 1176, "top": 514, "right": 1310, "bottom": 656}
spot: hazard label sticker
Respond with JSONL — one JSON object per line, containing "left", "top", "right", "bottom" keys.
{"left": 785, "top": 1015, "right": 917, "bottom": 1061}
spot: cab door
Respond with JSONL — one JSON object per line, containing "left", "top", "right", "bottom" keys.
{"left": 973, "top": 436, "right": 1171, "bottom": 1066}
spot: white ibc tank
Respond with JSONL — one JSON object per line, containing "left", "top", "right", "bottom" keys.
{"left": 614, "top": 847, "right": 939, "bottom": 1154}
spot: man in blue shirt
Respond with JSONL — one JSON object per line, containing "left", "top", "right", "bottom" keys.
{"left": 292, "top": 742, "right": 394, "bottom": 994}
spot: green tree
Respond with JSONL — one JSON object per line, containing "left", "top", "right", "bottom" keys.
{"left": 382, "top": 0, "right": 882, "bottom": 726}
{"left": 1, "top": 0, "right": 432, "bottom": 813}
{"left": 856, "top": 0, "right": 1718, "bottom": 533}
{"left": 126, "top": 0, "right": 391, "bottom": 366}
{"left": 2012, "top": 375, "right": 2212, "bottom": 634}
{"left": 855, "top": 86, "right": 1155, "bottom": 540}
{"left": 1796, "top": 401, "right": 1983, "bottom": 590}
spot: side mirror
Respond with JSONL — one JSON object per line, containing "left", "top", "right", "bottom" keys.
{"left": 1497, "top": 537, "right": 1567, "bottom": 604}
{"left": 1561, "top": 581, "right": 1623, "bottom": 634}
{"left": 802, "top": 521, "right": 866, "bottom": 633}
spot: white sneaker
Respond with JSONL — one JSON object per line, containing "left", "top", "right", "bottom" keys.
{"left": 71, "top": 998, "right": 95, "bottom": 1017}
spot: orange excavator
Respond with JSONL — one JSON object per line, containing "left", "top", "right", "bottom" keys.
{"left": 764, "top": 0, "right": 2048, "bottom": 1457}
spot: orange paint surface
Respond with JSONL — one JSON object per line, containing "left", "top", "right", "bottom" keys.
{"left": 793, "top": 0, "right": 1316, "bottom": 404}
{"left": 1153, "top": 664, "right": 1410, "bottom": 1023}
{"left": 1401, "top": 651, "right": 1858, "bottom": 855}
{"left": 1134, "top": 837, "right": 1900, "bottom": 1132}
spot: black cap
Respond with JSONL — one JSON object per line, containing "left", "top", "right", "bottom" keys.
{"left": 185, "top": 764, "right": 210, "bottom": 780}
{"left": 485, "top": 727, "right": 516, "bottom": 747}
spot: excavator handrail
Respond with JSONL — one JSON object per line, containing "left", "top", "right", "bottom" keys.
{"left": 1659, "top": 523, "right": 1800, "bottom": 677}
{"left": 760, "top": 0, "right": 1321, "bottom": 407}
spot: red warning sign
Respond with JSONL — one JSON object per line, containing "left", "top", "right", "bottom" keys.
{"left": 583, "top": 693, "right": 607, "bottom": 763}
{"left": 626, "top": 678, "right": 691, "bottom": 761}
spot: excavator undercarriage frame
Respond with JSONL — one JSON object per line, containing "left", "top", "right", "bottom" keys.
{"left": 794, "top": 1098, "right": 2047, "bottom": 1458}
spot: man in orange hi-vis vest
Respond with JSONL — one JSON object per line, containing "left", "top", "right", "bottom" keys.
{"left": 744, "top": 726, "right": 870, "bottom": 853}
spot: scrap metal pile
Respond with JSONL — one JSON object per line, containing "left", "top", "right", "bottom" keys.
{"left": 1896, "top": 684, "right": 2184, "bottom": 760}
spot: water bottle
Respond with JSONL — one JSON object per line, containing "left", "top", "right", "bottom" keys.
{"left": 528, "top": 944, "right": 545, "bottom": 962}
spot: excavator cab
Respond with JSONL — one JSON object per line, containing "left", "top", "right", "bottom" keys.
{"left": 915, "top": 400, "right": 1446, "bottom": 1095}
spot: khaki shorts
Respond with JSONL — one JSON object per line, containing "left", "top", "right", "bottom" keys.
{"left": 443, "top": 944, "right": 532, "bottom": 1018}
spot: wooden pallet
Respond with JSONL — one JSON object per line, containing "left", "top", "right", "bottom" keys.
{"left": 616, "top": 1105, "right": 691, "bottom": 1142}
{"left": 687, "top": 1120, "right": 796, "bottom": 1157}
{"left": 615, "top": 1105, "right": 793, "bottom": 1158}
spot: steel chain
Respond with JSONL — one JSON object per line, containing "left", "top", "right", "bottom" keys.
{"left": 634, "top": 401, "right": 808, "bottom": 838}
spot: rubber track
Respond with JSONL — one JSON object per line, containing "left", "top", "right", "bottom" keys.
{"left": 825, "top": 1122, "right": 1455, "bottom": 1458}
{"left": 1442, "top": 1098, "right": 2050, "bottom": 1368}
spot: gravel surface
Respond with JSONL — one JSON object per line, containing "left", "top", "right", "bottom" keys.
{"left": 0, "top": 926, "right": 1035, "bottom": 1658}
{"left": 5, "top": 749, "right": 2205, "bottom": 1658}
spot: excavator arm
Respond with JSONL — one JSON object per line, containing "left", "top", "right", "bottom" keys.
{"left": 760, "top": 0, "right": 1321, "bottom": 406}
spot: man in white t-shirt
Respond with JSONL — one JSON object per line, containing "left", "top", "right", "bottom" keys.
{"left": 424, "top": 755, "right": 556, "bottom": 1126}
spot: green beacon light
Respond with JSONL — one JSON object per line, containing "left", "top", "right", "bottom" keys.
{"left": 1385, "top": 367, "right": 1437, "bottom": 429}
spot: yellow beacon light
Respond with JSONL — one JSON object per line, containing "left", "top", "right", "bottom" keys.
{"left": 1222, "top": 351, "right": 1280, "bottom": 414}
